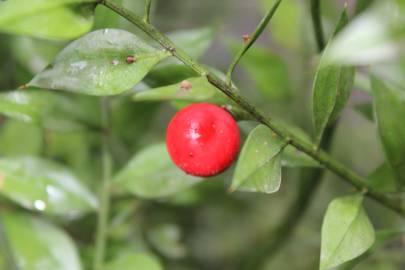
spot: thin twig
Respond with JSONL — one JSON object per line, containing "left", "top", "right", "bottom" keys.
{"left": 143, "top": 0, "right": 152, "bottom": 23}
{"left": 100, "top": 0, "right": 405, "bottom": 218}
{"left": 226, "top": 0, "right": 282, "bottom": 84}
{"left": 93, "top": 98, "right": 113, "bottom": 270}
{"left": 311, "top": 0, "right": 325, "bottom": 51}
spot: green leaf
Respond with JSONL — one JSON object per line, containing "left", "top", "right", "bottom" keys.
{"left": 324, "top": 1, "right": 405, "bottom": 65}
{"left": 0, "top": 156, "right": 97, "bottom": 217}
{"left": 337, "top": 229, "right": 405, "bottom": 270}
{"left": 0, "top": 121, "right": 42, "bottom": 157}
{"left": 231, "top": 125, "right": 285, "bottom": 193}
{"left": 134, "top": 76, "right": 228, "bottom": 103}
{"left": 29, "top": 29, "right": 170, "bottom": 95}
{"left": 371, "top": 61, "right": 405, "bottom": 91}
{"left": 312, "top": 9, "right": 355, "bottom": 144}
{"left": 371, "top": 77, "right": 405, "bottom": 188}
{"left": 0, "top": 90, "right": 96, "bottom": 131}
{"left": 2, "top": 213, "right": 82, "bottom": 270}
{"left": 367, "top": 163, "right": 397, "bottom": 193}
{"left": 320, "top": 194, "right": 375, "bottom": 270}
{"left": 105, "top": 253, "right": 162, "bottom": 270}
{"left": 0, "top": 0, "right": 96, "bottom": 40}
{"left": 145, "top": 28, "right": 214, "bottom": 87}
{"left": 145, "top": 65, "right": 197, "bottom": 87}
{"left": 147, "top": 223, "right": 187, "bottom": 259}
{"left": 113, "top": 143, "right": 202, "bottom": 198}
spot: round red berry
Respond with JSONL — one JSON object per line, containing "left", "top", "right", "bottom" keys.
{"left": 166, "top": 103, "right": 240, "bottom": 177}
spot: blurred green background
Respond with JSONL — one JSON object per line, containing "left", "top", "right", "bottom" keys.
{"left": 0, "top": 0, "right": 405, "bottom": 269}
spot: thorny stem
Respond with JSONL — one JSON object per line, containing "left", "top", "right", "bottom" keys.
{"left": 226, "top": 0, "right": 282, "bottom": 84}
{"left": 100, "top": 0, "right": 405, "bottom": 218}
{"left": 93, "top": 98, "right": 113, "bottom": 270}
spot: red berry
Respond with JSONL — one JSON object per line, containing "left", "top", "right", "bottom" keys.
{"left": 166, "top": 103, "right": 240, "bottom": 177}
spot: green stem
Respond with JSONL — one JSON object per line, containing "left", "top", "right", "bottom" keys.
{"left": 93, "top": 98, "right": 112, "bottom": 270}
{"left": 100, "top": 0, "right": 405, "bottom": 218}
{"left": 310, "top": 0, "right": 325, "bottom": 51}
{"left": 241, "top": 4, "right": 331, "bottom": 266}
{"left": 225, "top": 0, "right": 282, "bottom": 84}
{"left": 143, "top": 0, "right": 152, "bottom": 23}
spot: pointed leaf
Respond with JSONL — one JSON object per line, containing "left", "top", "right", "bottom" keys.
{"left": 138, "top": 28, "right": 214, "bottom": 87}
{"left": 0, "top": 0, "right": 96, "bottom": 40}
{"left": 134, "top": 77, "right": 228, "bottom": 103}
{"left": 338, "top": 229, "right": 405, "bottom": 269}
{"left": 0, "top": 90, "right": 96, "bottom": 131}
{"left": 2, "top": 213, "right": 82, "bottom": 270}
{"left": 0, "top": 157, "right": 97, "bottom": 217}
{"left": 29, "top": 29, "right": 170, "bottom": 95}
{"left": 0, "top": 121, "right": 42, "bottom": 156}
{"left": 231, "top": 125, "right": 285, "bottom": 193}
{"left": 113, "top": 143, "right": 202, "bottom": 198}
{"left": 313, "top": 9, "right": 355, "bottom": 144}
{"left": 147, "top": 223, "right": 187, "bottom": 259}
{"left": 323, "top": 1, "right": 405, "bottom": 65}
{"left": 320, "top": 194, "right": 375, "bottom": 270}
{"left": 105, "top": 254, "right": 162, "bottom": 270}
{"left": 371, "top": 77, "right": 405, "bottom": 188}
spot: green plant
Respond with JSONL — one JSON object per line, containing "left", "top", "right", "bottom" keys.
{"left": 0, "top": 0, "right": 404, "bottom": 269}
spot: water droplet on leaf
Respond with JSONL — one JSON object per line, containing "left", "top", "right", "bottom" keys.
{"left": 33, "top": 200, "right": 46, "bottom": 211}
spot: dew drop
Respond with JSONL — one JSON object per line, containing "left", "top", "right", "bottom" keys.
{"left": 33, "top": 200, "right": 46, "bottom": 211}
{"left": 189, "top": 152, "right": 194, "bottom": 158}
{"left": 70, "top": 61, "right": 87, "bottom": 70}
{"left": 103, "top": 29, "right": 109, "bottom": 34}
{"left": 112, "top": 59, "right": 119, "bottom": 66}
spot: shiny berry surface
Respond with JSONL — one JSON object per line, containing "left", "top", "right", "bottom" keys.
{"left": 166, "top": 103, "right": 240, "bottom": 177}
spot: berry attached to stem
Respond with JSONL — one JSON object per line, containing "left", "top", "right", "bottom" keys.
{"left": 166, "top": 103, "right": 241, "bottom": 177}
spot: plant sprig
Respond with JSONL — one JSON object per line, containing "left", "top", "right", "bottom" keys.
{"left": 100, "top": 0, "right": 405, "bottom": 218}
